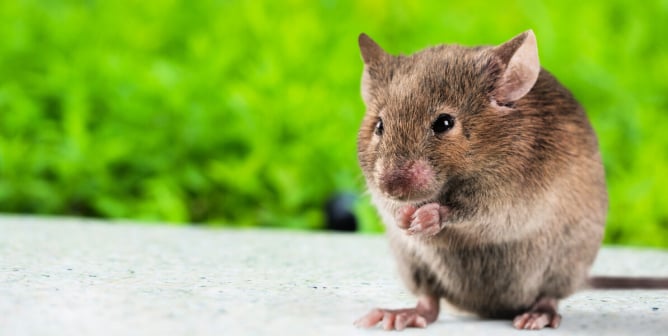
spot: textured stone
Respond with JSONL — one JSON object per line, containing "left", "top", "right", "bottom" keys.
{"left": 1, "top": 216, "right": 667, "bottom": 335}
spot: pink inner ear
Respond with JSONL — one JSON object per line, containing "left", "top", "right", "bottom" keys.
{"left": 496, "top": 31, "right": 540, "bottom": 104}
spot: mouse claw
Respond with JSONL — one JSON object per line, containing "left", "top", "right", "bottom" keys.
{"left": 512, "top": 297, "right": 561, "bottom": 330}
{"left": 406, "top": 203, "right": 445, "bottom": 237}
{"left": 396, "top": 205, "right": 417, "bottom": 229}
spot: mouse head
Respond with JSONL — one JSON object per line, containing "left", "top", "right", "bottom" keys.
{"left": 357, "top": 31, "right": 540, "bottom": 205}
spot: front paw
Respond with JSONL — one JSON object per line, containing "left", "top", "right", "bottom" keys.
{"left": 396, "top": 203, "right": 448, "bottom": 237}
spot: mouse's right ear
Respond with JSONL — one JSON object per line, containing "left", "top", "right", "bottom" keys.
{"left": 359, "top": 34, "right": 391, "bottom": 102}
{"left": 359, "top": 33, "right": 388, "bottom": 66}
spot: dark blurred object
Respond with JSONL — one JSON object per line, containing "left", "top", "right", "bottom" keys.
{"left": 325, "top": 193, "right": 358, "bottom": 231}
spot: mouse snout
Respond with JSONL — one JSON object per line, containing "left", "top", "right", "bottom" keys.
{"left": 378, "top": 159, "right": 435, "bottom": 201}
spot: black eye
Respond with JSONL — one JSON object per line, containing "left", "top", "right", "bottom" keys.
{"left": 374, "top": 118, "right": 384, "bottom": 136}
{"left": 432, "top": 114, "right": 455, "bottom": 134}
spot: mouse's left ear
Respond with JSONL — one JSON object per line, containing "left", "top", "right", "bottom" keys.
{"left": 491, "top": 30, "right": 540, "bottom": 104}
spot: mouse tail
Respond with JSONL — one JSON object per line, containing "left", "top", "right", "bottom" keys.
{"left": 587, "top": 276, "right": 668, "bottom": 289}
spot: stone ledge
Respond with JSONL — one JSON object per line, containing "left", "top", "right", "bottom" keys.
{"left": 1, "top": 216, "right": 667, "bottom": 335}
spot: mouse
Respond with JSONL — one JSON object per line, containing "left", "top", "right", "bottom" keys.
{"left": 353, "top": 30, "right": 668, "bottom": 330}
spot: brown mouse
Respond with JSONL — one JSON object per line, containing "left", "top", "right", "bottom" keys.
{"left": 353, "top": 30, "right": 668, "bottom": 330}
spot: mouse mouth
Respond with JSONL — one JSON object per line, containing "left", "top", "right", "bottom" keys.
{"left": 388, "top": 196, "right": 439, "bottom": 209}
{"left": 382, "top": 191, "right": 437, "bottom": 206}
{"left": 412, "top": 198, "right": 440, "bottom": 208}
{"left": 372, "top": 188, "right": 440, "bottom": 211}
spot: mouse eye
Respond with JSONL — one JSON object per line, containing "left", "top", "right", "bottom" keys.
{"left": 374, "top": 118, "right": 384, "bottom": 136}
{"left": 432, "top": 114, "right": 455, "bottom": 134}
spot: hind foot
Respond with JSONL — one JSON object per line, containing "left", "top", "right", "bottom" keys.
{"left": 513, "top": 297, "right": 561, "bottom": 330}
{"left": 354, "top": 295, "right": 439, "bottom": 330}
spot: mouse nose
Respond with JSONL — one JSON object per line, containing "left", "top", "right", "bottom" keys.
{"left": 379, "top": 159, "right": 435, "bottom": 200}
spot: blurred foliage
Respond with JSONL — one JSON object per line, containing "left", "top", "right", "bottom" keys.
{"left": 0, "top": 0, "right": 666, "bottom": 246}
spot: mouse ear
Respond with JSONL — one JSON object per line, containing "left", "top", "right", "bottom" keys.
{"left": 491, "top": 30, "right": 540, "bottom": 104}
{"left": 359, "top": 33, "right": 389, "bottom": 66}
{"left": 359, "top": 33, "right": 392, "bottom": 102}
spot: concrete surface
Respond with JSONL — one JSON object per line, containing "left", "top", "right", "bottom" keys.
{"left": 1, "top": 216, "right": 667, "bottom": 336}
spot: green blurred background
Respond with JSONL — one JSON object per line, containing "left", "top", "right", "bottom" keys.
{"left": 1, "top": 0, "right": 667, "bottom": 246}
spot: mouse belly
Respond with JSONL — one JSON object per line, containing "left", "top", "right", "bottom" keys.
{"left": 395, "top": 237, "right": 588, "bottom": 319}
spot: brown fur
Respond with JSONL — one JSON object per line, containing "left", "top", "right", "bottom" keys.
{"left": 357, "top": 32, "right": 608, "bottom": 319}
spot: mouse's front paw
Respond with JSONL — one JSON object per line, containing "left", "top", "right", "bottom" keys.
{"left": 397, "top": 203, "right": 448, "bottom": 237}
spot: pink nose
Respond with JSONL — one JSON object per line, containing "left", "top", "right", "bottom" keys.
{"left": 379, "top": 160, "right": 434, "bottom": 200}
